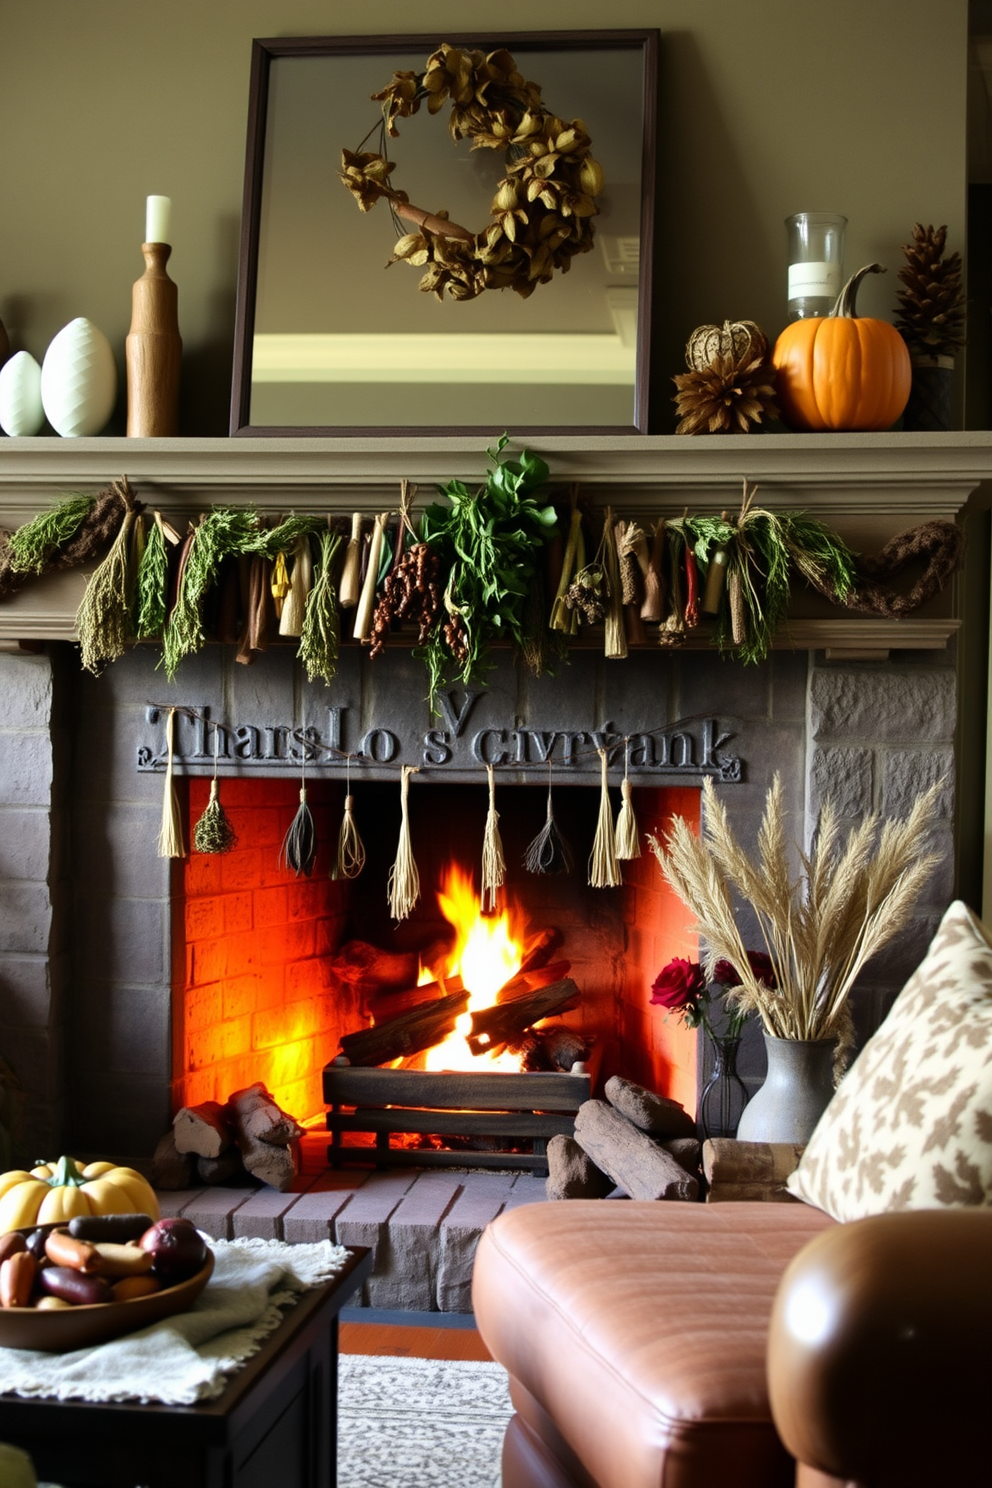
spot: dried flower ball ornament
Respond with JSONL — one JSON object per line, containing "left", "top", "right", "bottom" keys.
{"left": 339, "top": 43, "right": 604, "bottom": 302}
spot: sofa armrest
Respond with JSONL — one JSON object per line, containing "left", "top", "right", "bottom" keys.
{"left": 767, "top": 1208, "right": 992, "bottom": 1488}
{"left": 701, "top": 1138, "right": 804, "bottom": 1202}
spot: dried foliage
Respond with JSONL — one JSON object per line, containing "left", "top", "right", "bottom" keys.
{"left": 648, "top": 775, "right": 944, "bottom": 1047}
{"left": 673, "top": 351, "right": 779, "bottom": 434}
{"left": 340, "top": 44, "right": 603, "bottom": 302}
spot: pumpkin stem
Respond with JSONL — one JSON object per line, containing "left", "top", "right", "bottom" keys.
{"left": 45, "top": 1154, "right": 88, "bottom": 1189}
{"left": 830, "top": 262, "right": 886, "bottom": 319}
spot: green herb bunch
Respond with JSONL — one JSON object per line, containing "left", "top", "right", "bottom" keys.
{"left": 418, "top": 436, "right": 557, "bottom": 705}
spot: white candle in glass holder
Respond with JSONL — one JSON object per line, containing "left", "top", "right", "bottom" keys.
{"left": 145, "top": 195, "right": 172, "bottom": 244}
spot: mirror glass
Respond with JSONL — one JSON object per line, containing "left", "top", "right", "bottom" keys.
{"left": 234, "top": 36, "right": 656, "bottom": 434}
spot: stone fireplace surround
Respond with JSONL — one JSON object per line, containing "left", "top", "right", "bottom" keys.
{"left": 0, "top": 433, "right": 984, "bottom": 1165}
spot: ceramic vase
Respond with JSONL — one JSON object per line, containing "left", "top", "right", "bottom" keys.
{"left": 697, "top": 1035, "right": 750, "bottom": 1139}
{"left": 903, "top": 354, "right": 954, "bottom": 432}
{"left": 735, "top": 1032, "right": 836, "bottom": 1144}
{"left": 41, "top": 317, "right": 117, "bottom": 436}
{"left": 0, "top": 351, "right": 45, "bottom": 436}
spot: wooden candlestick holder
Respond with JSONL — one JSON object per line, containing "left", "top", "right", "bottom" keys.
{"left": 126, "top": 241, "right": 181, "bottom": 436}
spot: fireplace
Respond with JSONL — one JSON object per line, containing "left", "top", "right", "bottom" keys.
{"left": 0, "top": 437, "right": 973, "bottom": 1168}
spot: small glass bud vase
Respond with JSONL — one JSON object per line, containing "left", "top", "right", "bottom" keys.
{"left": 697, "top": 1034, "right": 750, "bottom": 1140}
{"left": 786, "top": 212, "right": 847, "bottom": 320}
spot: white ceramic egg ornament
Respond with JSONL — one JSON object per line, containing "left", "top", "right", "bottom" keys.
{"left": 0, "top": 351, "right": 44, "bottom": 435}
{"left": 41, "top": 317, "right": 117, "bottom": 436}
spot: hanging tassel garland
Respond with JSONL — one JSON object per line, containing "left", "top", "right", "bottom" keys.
{"left": 602, "top": 508, "right": 627, "bottom": 660}
{"left": 641, "top": 519, "right": 666, "bottom": 623}
{"left": 614, "top": 747, "right": 641, "bottom": 861}
{"left": 270, "top": 551, "right": 291, "bottom": 619}
{"left": 354, "top": 511, "right": 388, "bottom": 641}
{"left": 524, "top": 772, "right": 573, "bottom": 875}
{"left": 157, "top": 708, "right": 185, "bottom": 859}
{"left": 387, "top": 766, "right": 420, "bottom": 921}
{"left": 588, "top": 748, "right": 621, "bottom": 887}
{"left": 281, "top": 784, "right": 317, "bottom": 877}
{"left": 193, "top": 727, "right": 237, "bottom": 854}
{"left": 338, "top": 513, "right": 363, "bottom": 609}
{"left": 481, "top": 764, "right": 506, "bottom": 912}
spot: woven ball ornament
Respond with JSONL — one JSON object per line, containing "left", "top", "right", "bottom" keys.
{"left": 339, "top": 44, "right": 604, "bottom": 302}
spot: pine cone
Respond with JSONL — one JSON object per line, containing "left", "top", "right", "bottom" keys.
{"left": 895, "top": 223, "right": 965, "bottom": 358}
{"left": 673, "top": 353, "right": 779, "bottom": 435}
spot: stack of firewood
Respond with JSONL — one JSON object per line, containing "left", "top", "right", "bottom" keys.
{"left": 332, "top": 927, "right": 590, "bottom": 1071}
{"left": 152, "top": 1082, "right": 304, "bottom": 1192}
{"left": 546, "top": 1076, "right": 702, "bottom": 1201}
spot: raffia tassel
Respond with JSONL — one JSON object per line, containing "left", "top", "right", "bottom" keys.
{"left": 588, "top": 748, "right": 621, "bottom": 887}
{"left": 388, "top": 765, "right": 420, "bottom": 921}
{"left": 278, "top": 533, "right": 313, "bottom": 638}
{"left": 524, "top": 777, "right": 573, "bottom": 875}
{"left": 157, "top": 708, "right": 186, "bottom": 859}
{"left": 481, "top": 764, "right": 506, "bottom": 911}
{"left": 193, "top": 777, "right": 238, "bottom": 854}
{"left": 281, "top": 785, "right": 317, "bottom": 877}
{"left": 333, "top": 793, "right": 366, "bottom": 880}
{"left": 614, "top": 776, "right": 642, "bottom": 861}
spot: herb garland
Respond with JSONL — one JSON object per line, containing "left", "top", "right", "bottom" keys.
{"left": 417, "top": 435, "right": 557, "bottom": 704}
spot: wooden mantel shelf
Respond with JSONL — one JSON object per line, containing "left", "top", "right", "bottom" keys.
{"left": 1, "top": 431, "right": 990, "bottom": 651}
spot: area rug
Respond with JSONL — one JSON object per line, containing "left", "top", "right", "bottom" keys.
{"left": 338, "top": 1354, "right": 513, "bottom": 1488}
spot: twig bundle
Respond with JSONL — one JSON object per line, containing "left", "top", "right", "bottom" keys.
{"left": 648, "top": 774, "right": 943, "bottom": 1050}
{"left": 387, "top": 766, "right": 420, "bottom": 920}
{"left": 281, "top": 785, "right": 317, "bottom": 877}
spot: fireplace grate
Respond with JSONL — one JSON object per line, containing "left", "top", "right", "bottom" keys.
{"left": 323, "top": 1064, "right": 592, "bottom": 1174}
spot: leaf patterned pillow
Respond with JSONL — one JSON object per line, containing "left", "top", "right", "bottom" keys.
{"left": 788, "top": 900, "right": 992, "bottom": 1220}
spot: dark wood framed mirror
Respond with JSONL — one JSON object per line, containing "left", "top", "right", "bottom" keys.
{"left": 231, "top": 30, "right": 659, "bottom": 436}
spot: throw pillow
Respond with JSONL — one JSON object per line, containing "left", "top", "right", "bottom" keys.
{"left": 787, "top": 899, "right": 992, "bottom": 1220}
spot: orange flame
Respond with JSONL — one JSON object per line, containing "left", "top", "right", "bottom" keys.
{"left": 424, "top": 864, "right": 525, "bottom": 1072}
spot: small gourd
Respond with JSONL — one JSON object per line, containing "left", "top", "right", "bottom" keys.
{"left": 0, "top": 1155, "right": 160, "bottom": 1233}
{"left": 686, "top": 319, "right": 769, "bottom": 371}
{"left": 771, "top": 263, "right": 912, "bottom": 432}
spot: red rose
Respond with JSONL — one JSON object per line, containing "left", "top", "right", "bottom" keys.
{"left": 650, "top": 958, "right": 705, "bottom": 1011}
{"left": 712, "top": 952, "right": 776, "bottom": 989}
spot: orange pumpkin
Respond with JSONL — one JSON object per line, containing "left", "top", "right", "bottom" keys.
{"left": 772, "top": 263, "right": 911, "bottom": 432}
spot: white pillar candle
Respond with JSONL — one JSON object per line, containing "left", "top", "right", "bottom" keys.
{"left": 145, "top": 195, "right": 172, "bottom": 244}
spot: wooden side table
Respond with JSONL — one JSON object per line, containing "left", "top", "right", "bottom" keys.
{"left": 0, "top": 1247, "right": 373, "bottom": 1488}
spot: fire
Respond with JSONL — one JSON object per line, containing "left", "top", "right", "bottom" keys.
{"left": 424, "top": 864, "right": 525, "bottom": 1072}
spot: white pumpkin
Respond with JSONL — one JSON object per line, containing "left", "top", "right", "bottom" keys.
{"left": 0, "top": 351, "right": 44, "bottom": 436}
{"left": 41, "top": 317, "right": 117, "bottom": 436}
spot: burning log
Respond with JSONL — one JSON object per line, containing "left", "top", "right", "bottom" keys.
{"left": 573, "top": 1099, "right": 698, "bottom": 1201}
{"left": 338, "top": 987, "right": 472, "bottom": 1067}
{"left": 172, "top": 1100, "right": 233, "bottom": 1159}
{"left": 466, "top": 978, "right": 580, "bottom": 1057}
{"left": 329, "top": 939, "right": 420, "bottom": 988}
{"left": 517, "top": 926, "right": 564, "bottom": 975}
{"left": 496, "top": 959, "right": 571, "bottom": 1003}
{"left": 366, "top": 973, "right": 464, "bottom": 1026}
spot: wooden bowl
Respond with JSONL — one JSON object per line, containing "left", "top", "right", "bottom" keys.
{"left": 0, "top": 1249, "right": 214, "bottom": 1353}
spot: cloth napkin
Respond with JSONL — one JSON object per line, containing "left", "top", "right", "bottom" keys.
{"left": 0, "top": 1236, "right": 352, "bottom": 1406}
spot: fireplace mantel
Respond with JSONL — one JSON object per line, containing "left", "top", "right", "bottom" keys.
{"left": 1, "top": 431, "right": 990, "bottom": 651}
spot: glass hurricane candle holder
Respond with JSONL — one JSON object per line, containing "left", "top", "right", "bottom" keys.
{"left": 786, "top": 212, "right": 847, "bottom": 320}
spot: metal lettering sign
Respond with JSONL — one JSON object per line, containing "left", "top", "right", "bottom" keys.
{"left": 138, "top": 691, "right": 742, "bottom": 783}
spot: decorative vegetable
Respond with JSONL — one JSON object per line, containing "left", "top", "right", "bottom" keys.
{"left": 138, "top": 1217, "right": 208, "bottom": 1285}
{"left": 37, "top": 1266, "right": 113, "bottom": 1307}
{"left": 686, "top": 319, "right": 769, "bottom": 372}
{"left": 0, "top": 1250, "right": 36, "bottom": 1307}
{"left": 0, "top": 1156, "right": 160, "bottom": 1235}
{"left": 772, "top": 263, "right": 911, "bottom": 431}
{"left": 68, "top": 1212, "right": 154, "bottom": 1243}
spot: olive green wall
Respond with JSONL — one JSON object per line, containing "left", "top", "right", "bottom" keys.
{"left": 0, "top": 0, "right": 969, "bottom": 434}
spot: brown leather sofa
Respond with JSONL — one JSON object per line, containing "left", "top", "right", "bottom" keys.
{"left": 472, "top": 1197, "right": 992, "bottom": 1488}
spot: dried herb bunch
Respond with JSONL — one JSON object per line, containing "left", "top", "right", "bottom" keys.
{"left": 339, "top": 43, "right": 603, "bottom": 302}
{"left": 418, "top": 436, "right": 557, "bottom": 705}
{"left": 895, "top": 223, "right": 966, "bottom": 359}
{"left": 648, "top": 775, "right": 943, "bottom": 1057}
